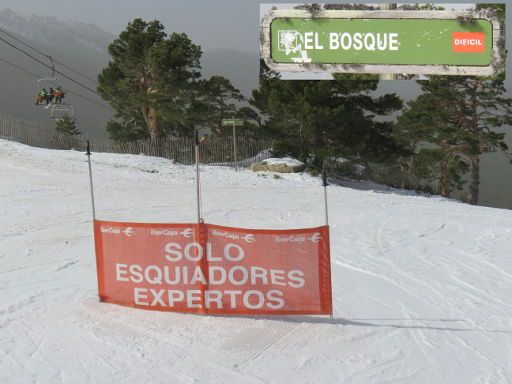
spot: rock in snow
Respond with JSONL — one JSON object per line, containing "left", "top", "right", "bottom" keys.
{"left": 251, "top": 157, "right": 305, "bottom": 173}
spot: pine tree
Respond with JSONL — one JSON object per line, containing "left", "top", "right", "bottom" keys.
{"left": 204, "top": 76, "right": 244, "bottom": 136}
{"left": 416, "top": 77, "right": 511, "bottom": 204}
{"left": 250, "top": 62, "right": 403, "bottom": 164}
{"left": 395, "top": 95, "right": 469, "bottom": 197}
{"left": 55, "top": 117, "right": 80, "bottom": 136}
{"left": 98, "top": 19, "right": 202, "bottom": 140}
{"left": 393, "top": 4, "right": 509, "bottom": 203}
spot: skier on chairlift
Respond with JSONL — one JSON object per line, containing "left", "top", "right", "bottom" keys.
{"left": 35, "top": 88, "right": 46, "bottom": 105}
{"left": 45, "top": 87, "right": 54, "bottom": 107}
{"left": 54, "top": 87, "right": 65, "bottom": 104}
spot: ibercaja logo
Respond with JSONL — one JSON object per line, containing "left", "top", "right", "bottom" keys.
{"left": 149, "top": 228, "right": 194, "bottom": 238}
{"left": 210, "top": 229, "right": 256, "bottom": 243}
{"left": 100, "top": 226, "right": 135, "bottom": 237}
{"left": 274, "top": 232, "right": 321, "bottom": 244}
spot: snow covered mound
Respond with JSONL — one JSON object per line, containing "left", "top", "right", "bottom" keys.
{"left": 263, "top": 157, "right": 304, "bottom": 167}
{"left": 1, "top": 139, "right": 512, "bottom": 384}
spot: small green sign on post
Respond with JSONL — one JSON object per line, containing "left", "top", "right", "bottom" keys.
{"left": 222, "top": 117, "right": 245, "bottom": 171}
{"left": 222, "top": 118, "right": 245, "bottom": 126}
{"left": 260, "top": 9, "right": 503, "bottom": 77}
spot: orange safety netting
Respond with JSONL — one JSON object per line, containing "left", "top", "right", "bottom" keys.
{"left": 94, "top": 220, "right": 332, "bottom": 315}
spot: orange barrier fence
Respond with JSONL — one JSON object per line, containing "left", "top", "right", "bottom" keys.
{"left": 94, "top": 220, "right": 332, "bottom": 315}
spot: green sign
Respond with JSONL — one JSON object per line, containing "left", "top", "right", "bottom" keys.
{"left": 271, "top": 18, "right": 493, "bottom": 66}
{"left": 261, "top": 10, "right": 503, "bottom": 76}
{"left": 222, "top": 118, "right": 244, "bottom": 126}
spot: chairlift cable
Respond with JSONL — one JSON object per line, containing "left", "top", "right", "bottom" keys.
{"left": 0, "top": 27, "right": 98, "bottom": 84}
{"left": 53, "top": 57, "right": 98, "bottom": 84}
{"left": 49, "top": 56, "right": 55, "bottom": 78}
{"left": 0, "top": 56, "right": 40, "bottom": 78}
{"left": 50, "top": 85, "right": 114, "bottom": 112}
{"left": 0, "top": 35, "right": 100, "bottom": 96}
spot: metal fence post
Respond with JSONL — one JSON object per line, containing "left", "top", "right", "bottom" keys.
{"left": 86, "top": 140, "right": 96, "bottom": 221}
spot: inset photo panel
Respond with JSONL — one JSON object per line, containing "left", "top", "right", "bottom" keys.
{"left": 260, "top": 3, "right": 506, "bottom": 80}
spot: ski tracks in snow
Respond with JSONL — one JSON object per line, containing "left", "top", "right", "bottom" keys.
{"left": 1, "top": 140, "right": 512, "bottom": 383}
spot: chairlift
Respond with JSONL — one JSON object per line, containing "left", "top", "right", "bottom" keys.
{"left": 50, "top": 103, "right": 74, "bottom": 120}
{"left": 35, "top": 56, "right": 60, "bottom": 106}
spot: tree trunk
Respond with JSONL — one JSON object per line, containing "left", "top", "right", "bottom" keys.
{"left": 408, "top": 140, "right": 416, "bottom": 173}
{"left": 467, "top": 155, "right": 480, "bottom": 205}
{"left": 142, "top": 106, "right": 161, "bottom": 141}
{"left": 408, "top": 156, "right": 415, "bottom": 174}
{"left": 440, "top": 160, "right": 450, "bottom": 197}
{"left": 218, "top": 99, "right": 225, "bottom": 135}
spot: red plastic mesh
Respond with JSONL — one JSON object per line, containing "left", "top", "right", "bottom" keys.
{"left": 94, "top": 220, "right": 332, "bottom": 315}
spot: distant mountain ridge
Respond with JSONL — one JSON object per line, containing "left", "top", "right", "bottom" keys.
{"left": 0, "top": 8, "right": 113, "bottom": 54}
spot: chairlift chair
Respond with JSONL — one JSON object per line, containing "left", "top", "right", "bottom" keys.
{"left": 35, "top": 78, "right": 60, "bottom": 105}
{"left": 35, "top": 56, "right": 60, "bottom": 106}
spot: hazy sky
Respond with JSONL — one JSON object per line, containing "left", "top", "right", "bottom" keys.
{"left": 2, "top": 1, "right": 509, "bottom": 55}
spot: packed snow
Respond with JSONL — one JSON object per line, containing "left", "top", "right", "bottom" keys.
{"left": 1, "top": 139, "right": 511, "bottom": 383}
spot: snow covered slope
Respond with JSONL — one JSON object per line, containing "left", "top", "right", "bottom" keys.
{"left": 1, "top": 139, "right": 511, "bottom": 383}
